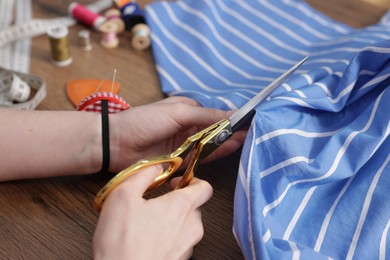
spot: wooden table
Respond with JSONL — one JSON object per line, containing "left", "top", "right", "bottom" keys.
{"left": 0, "top": 1, "right": 387, "bottom": 259}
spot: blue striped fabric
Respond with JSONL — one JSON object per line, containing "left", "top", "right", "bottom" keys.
{"left": 144, "top": 0, "right": 390, "bottom": 259}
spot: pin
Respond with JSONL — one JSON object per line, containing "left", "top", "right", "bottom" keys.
{"left": 75, "top": 70, "right": 130, "bottom": 113}
{"left": 67, "top": 70, "right": 123, "bottom": 106}
{"left": 47, "top": 25, "right": 72, "bottom": 67}
{"left": 66, "top": 79, "right": 121, "bottom": 106}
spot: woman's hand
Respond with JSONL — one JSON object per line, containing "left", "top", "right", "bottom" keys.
{"left": 93, "top": 165, "right": 213, "bottom": 260}
{"left": 109, "top": 96, "right": 246, "bottom": 172}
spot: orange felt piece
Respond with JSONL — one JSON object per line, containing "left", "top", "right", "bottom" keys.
{"left": 66, "top": 79, "right": 121, "bottom": 106}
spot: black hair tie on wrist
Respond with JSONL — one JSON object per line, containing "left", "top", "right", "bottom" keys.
{"left": 100, "top": 100, "right": 110, "bottom": 172}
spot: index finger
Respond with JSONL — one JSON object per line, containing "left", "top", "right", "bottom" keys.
{"left": 169, "top": 177, "right": 213, "bottom": 209}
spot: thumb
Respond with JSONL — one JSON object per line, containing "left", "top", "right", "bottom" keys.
{"left": 122, "top": 164, "right": 163, "bottom": 195}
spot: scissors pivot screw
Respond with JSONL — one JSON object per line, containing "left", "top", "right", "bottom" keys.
{"left": 215, "top": 129, "right": 230, "bottom": 145}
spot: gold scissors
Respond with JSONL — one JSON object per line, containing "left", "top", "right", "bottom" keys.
{"left": 93, "top": 57, "right": 307, "bottom": 210}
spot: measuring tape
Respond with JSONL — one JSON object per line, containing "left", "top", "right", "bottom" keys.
{"left": 0, "top": 66, "right": 46, "bottom": 110}
{"left": 0, "top": 0, "right": 112, "bottom": 49}
{"left": 0, "top": 0, "right": 112, "bottom": 109}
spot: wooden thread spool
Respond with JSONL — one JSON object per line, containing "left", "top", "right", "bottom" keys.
{"left": 47, "top": 25, "right": 72, "bottom": 67}
{"left": 99, "top": 9, "right": 125, "bottom": 49}
{"left": 131, "top": 23, "right": 151, "bottom": 51}
{"left": 78, "top": 30, "right": 93, "bottom": 51}
{"left": 99, "top": 22, "right": 119, "bottom": 48}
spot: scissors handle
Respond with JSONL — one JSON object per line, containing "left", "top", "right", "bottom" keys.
{"left": 94, "top": 121, "right": 224, "bottom": 211}
{"left": 93, "top": 155, "right": 183, "bottom": 210}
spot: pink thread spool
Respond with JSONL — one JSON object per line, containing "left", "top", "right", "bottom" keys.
{"left": 68, "top": 2, "right": 106, "bottom": 31}
{"left": 99, "top": 9, "right": 125, "bottom": 49}
{"left": 100, "top": 30, "right": 119, "bottom": 48}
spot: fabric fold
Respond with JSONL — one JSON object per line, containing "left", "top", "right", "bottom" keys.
{"left": 145, "top": 0, "right": 390, "bottom": 258}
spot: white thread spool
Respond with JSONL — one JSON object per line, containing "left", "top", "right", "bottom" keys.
{"left": 130, "top": 23, "right": 151, "bottom": 51}
{"left": 7, "top": 74, "right": 31, "bottom": 102}
{"left": 78, "top": 30, "right": 93, "bottom": 51}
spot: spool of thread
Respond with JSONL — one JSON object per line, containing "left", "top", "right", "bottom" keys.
{"left": 7, "top": 74, "right": 31, "bottom": 102}
{"left": 78, "top": 30, "right": 93, "bottom": 51}
{"left": 68, "top": 2, "right": 106, "bottom": 31}
{"left": 99, "top": 22, "right": 120, "bottom": 48}
{"left": 98, "top": 9, "right": 125, "bottom": 49}
{"left": 100, "top": 31, "right": 119, "bottom": 48}
{"left": 105, "top": 9, "right": 125, "bottom": 33}
{"left": 120, "top": 2, "right": 145, "bottom": 31}
{"left": 131, "top": 23, "right": 151, "bottom": 51}
{"left": 104, "top": 9, "right": 123, "bottom": 24}
{"left": 47, "top": 25, "right": 72, "bottom": 67}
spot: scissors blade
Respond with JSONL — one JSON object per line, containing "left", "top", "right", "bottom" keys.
{"left": 229, "top": 56, "right": 308, "bottom": 132}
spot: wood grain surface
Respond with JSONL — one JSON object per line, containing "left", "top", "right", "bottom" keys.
{"left": 0, "top": 1, "right": 387, "bottom": 259}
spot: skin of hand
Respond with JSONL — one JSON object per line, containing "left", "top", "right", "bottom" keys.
{"left": 0, "top": 96, "right": 245, "bottom": 180}
{"left": 93, "top": 164, "right": 213, "bottom": 260}
{"left": 108, "top": 96, "right": 247, "bottom": 173}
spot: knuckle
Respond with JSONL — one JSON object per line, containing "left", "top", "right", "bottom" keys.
{"left": 109, "top": 182, "right": 135, "bottom": 203}
{"left": 198, "top": 180, "right": 213, "bottom": 197}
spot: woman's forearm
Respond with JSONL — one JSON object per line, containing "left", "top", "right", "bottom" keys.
{"left": 0, "top": 109, "right": 102, "bottom": 181}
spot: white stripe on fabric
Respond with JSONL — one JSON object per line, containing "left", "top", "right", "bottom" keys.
{"left": 256, "top": 129, "right": 337, "bottom": 145}
{"left": 216, "top": 0, "right": 309, "bottom": 57}
{"left": 283, "top": 186, "right": 317, "bottom": 240}
{"left": 149, "top": 9, "right": 268, "bottom": 88}
{"left": 156, "top": 65, "right": 182, "bottom": 91}
{"left": 346, "top": 154, "right": 390, "bottom": 260}
{"left": 380, "top": 219, "right": 390, "bottom": 260}
{"left": 262, "top": 91, "right": 386, "bottom": 217}
{"left": 289, "top": 241, "right": 301, "bottom": 260}
{"left": 202, "top": 0, "right": 298, "bottom": 65}
{"left": 149, "top": 33, "right": 227, "bottom": 93}
{"left": 281, "top": 0, "right": 350, "bottom": 34}
{"left": 314, "top": 176, "right": 356, "bottom": 251}
{"left": 156, "top": 3, "right": 277, "bottom": 84}
{"left": 260, "top": 156, "right": 313, "bottom": 179}
{"left": 263, "top": 229, "right": 271, "bottom": 243}
{"left": 234, "top": 1, "right": 314, "bottom": 46}
{"left": 258, "top": 0, "right": 331, "bottom": 41}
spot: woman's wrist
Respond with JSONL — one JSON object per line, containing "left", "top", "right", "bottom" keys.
{"left": 81, "top": 111, "right": 104, "bottom": 174}
{"left": 106, "top": 112, "right": 122, "bottom": 173}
